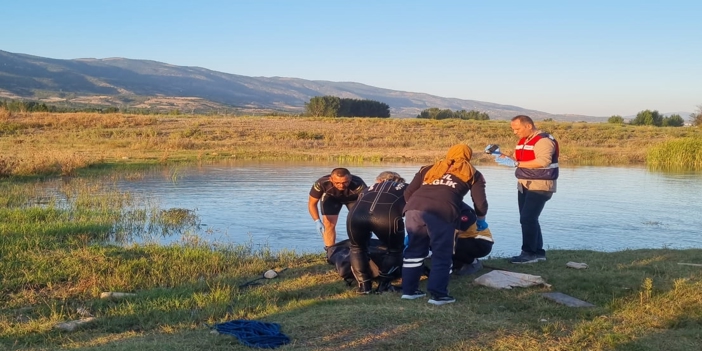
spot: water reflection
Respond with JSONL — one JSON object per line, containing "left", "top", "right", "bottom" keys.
{"left": 112, "top": 161, "right": 702, "bottom": 256}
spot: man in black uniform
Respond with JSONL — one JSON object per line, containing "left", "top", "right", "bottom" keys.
{"left": 308, "top": 168, "right": 367, "bottom": 248}
{"left": 346, "top": 171, "right": 407, "bottom": 294}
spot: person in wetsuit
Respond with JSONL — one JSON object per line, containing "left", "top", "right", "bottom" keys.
{"left": 346, "top": 171, "right": 407, "bottom": 294}
{"left": 308, "top": 168, "right": 367, "bottom": 249}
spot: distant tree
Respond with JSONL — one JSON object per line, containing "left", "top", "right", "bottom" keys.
{"left": 630, "top": 110, "right": 663, "bottom": 126}
{"left": 305, "top": 96, "right": 389, "bottom": 117}
{"left": 304, "top": 96, "right": 326, "bottom": 117}
{"left": 337, "top": 98, "right": 390, "bottom": 117}
{"left": 691, "top": 105, "right": 702, "bottom": 126}
{"left": 662, "top": 114, "right": 684, "bottom": 127}
{"left": 417, "top": 107, "right": 441, "bottom": 119}
{"left": 455, "top": 109, "right": 490, "bottom": 120}
{"left": 304, "top": 96, "right": 340, "bottom": 117}
{"left": 608, "top": 115, "right": 624, "bottom": 124}
{"left": 417, "top": 108, "right": 490, "bottom": 120}
{"left": 436, "top": 109, "right": 454, "bottom": 120}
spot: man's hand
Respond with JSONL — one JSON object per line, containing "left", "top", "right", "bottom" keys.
{"left": 477, "top": 218, "right": 488, "bottom": 231}
{"left": 495, "top": 156, "right": 517, "bottom": 167}
{"left": 315, "top": 219, "right": 325, "bottom": 236}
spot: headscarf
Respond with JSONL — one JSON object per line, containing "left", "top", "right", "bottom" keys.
{"left": 423, "top": 144, "right": 476, "bottom": 184}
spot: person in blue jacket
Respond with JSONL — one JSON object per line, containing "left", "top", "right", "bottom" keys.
{"left": 401, "top": 143, "right": 488, "bottom": 305}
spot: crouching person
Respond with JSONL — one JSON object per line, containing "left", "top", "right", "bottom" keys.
{"left": 453, "top": 203, "right": 493, "bottom": 276}
{"left": 346, "top": 171, "right": 407, "bottom": 294}
{"left": 402, "top": 144, "right": 486, "bottom": 305}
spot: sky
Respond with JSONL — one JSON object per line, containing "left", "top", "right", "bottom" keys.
{"left": 2, "top": 0, "right": 701, "bottom": 117}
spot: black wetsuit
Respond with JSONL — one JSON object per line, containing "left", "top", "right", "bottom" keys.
{"left": 346, "top": 180, "right": 406, "bottom": 289}
{"left": 309, "top": 175, "right": 366, "bottom": 215}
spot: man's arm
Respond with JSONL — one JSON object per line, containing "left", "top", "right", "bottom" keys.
{"left": 470, "top": 172, "right": 488, "bottom": 217}
{"left": 404, "top": 166, "right": 427, "bottom": 202}
{"left": 308, "top": 196, "right": 321, "bottom": 221}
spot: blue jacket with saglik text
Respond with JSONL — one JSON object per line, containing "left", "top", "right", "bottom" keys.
{"left": 403, "top": 165, "right": 487, "bottom": 224}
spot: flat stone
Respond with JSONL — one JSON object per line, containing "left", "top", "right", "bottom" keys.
{"left": 100, "top": 292, "right": 136, "bottom": 299}
{"left": 542, "top": 292, "right": 595, "bottom": 307}
{"left": 54, "top": 317, "right": 97, "bottom": 331}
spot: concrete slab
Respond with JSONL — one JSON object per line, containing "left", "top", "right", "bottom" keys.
{"left": 542, "top": 292, "right": 595, "bottom": 307}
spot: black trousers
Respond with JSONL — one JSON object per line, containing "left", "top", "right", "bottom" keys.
{"left": 346, "top": 200, "right": 405, "bottom": 285}
{"left": 453, "top": 238, "right": 493, "bottom": 268}
{"left": 518, "top": 188, "right": 553, "bottom": 256}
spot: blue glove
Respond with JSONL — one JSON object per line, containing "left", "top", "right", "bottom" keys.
{"left": 315, "top": 219, "right": 325, "bottom": 236}
{"left": 495, "top": 156, "right": 517, "bottom": 167}
{"left": 476, "top": 218, "right": 488, "bottom": 231}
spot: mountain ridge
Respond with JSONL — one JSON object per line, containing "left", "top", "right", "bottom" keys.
{"left": 0, "top": 50, "right": 609, "bottom": 121}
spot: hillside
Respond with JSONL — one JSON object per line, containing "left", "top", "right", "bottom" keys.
{"left": 0, "top": 50, "right": 605, "bottom": 121}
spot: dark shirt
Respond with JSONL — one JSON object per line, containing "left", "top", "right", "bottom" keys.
{"left": 404, "top": 166, "right": 488, "bottom": 223}
{"left": 309, "top": 175, "right": 367, "bottom": 202}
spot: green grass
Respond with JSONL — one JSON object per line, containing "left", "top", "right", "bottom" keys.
{"left": 2, "top": 175, "right": 702, "bottom": 350}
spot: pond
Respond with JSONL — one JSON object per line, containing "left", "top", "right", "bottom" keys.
{"left": 111, "top": 161, "right": 702, "bottom": 257}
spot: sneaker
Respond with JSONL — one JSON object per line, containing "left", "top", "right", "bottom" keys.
{"left": 455, "top": 259, "right": 483, "bottom": 276}
{"left": 401, "top": 290, "right": 426, "bottom": 300}
{"left": 509, "top": 253, "right": 546, "bottom": 264}
{"left": 428, "top": 295, "right": 456, "bottom": 305}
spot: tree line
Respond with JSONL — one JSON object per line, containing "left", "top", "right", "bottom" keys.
{"left": 608, "top": 109, "right": 693, "bottom": 127}
{"left": 0, "top": 99, "right": 122, "bottom": 114}
{"left": 1, "top": 100, "right": 56, "bottom": 113}
{"left": 304, "top": 96, "right": 390, "bottom": 117}
{"left": 416, "top": 108, "right": 490, "bottom": 120}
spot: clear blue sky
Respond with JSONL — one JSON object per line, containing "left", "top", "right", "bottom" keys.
{"left": 3, "top": 0, "right": 701, "bottom": 117}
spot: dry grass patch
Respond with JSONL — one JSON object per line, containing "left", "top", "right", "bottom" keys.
{"left": 2, "top": 112, "right": 702, "bottom": 177}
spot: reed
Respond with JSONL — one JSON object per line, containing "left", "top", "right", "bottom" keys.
{"left": 646, "top": 137, "right": 702, "bottom": 170}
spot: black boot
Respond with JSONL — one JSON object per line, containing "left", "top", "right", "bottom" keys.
{"left": 356, "top": 280, "right": 372, "bottom": 295}
{"left": 375, "top": 278, "right": 401, "bottom": 293}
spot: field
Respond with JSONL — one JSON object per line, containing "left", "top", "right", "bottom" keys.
{"left": 1, "top": 112, "right": 702, "bottom": 350}
{"left": 2, "top": 111, "right": 702, "bottom": 177}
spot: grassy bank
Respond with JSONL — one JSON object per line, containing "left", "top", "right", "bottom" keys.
{"left": 2, "top": 177, "right": 702, "bottom": 350}
{"left": 2, "top": 112, "right": 702, "bottom": 177}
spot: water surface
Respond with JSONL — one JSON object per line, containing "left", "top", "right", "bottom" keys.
{"left": 114, "top": 162, "right": 702, "bottom": 257}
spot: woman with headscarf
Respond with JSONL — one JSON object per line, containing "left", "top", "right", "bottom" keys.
{"left": 401, "top": 143, "right": 489, "bottom": 305}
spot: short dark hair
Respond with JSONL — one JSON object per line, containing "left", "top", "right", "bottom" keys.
{"left": 511, "top": 115, "right": 535, "bottom": 126}
{"left": 331, "top": 168, "right": 351, "bottom": 177}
